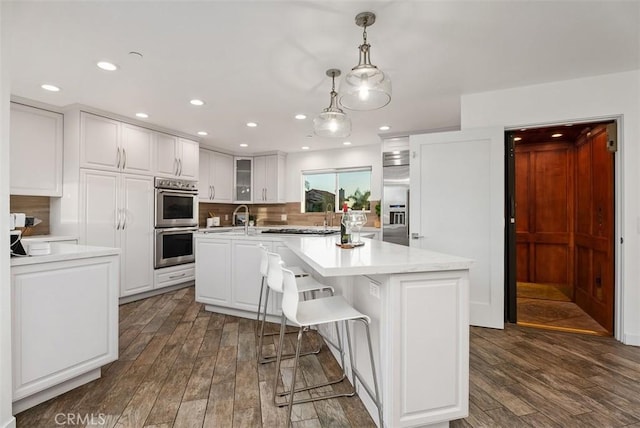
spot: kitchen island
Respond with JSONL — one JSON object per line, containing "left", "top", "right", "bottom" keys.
{"left": 195, "top": 232, "right": 472, "bottom": 427}
{"left": 10, "top": 243, "right": 120, "bottom": 413}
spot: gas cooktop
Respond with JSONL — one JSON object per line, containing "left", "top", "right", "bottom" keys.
{"left": 260, "top": 228, "right": 338, "bottom": 235}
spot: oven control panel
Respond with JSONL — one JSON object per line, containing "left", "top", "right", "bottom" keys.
{"left": 155, "top": 177, "right": 198, "bottom": 192}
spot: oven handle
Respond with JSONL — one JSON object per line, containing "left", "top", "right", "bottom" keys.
{"left": 155, "top": 227, "right": 198, "bottom": 235}
{"left": 156, "top": 189, "right": 199, "bottom": 196}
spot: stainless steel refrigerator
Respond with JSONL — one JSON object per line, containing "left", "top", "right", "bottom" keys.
{"left": 382, "top": 150, "right": 410, "bottom": 246}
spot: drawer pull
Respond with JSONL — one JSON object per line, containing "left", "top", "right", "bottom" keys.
{"left": 169, "top": 272, "right": 187, "bottom": 279}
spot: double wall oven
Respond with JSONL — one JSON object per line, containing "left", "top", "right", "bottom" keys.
{"left": 154, "top": 177, "right": 198, "bottom": 268}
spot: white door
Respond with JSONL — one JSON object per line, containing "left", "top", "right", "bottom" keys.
{"left": 410, "top": 128, "right": 504, "bottom": 329}
{"left": 178, "top": 138, "right": 199, "bottom": 179}
{"left": 198, "top": 149, "right": 212, "bottom": 201}
{"left": 195, "top": 239, "right": 232, "bottom": 306}
{"left": 212, "top": 152, "right": 233, "bottom": 202}
{"left": 155, "top": 132, "right": 178, "bottom": 177}
{"left": 80, "top": 113, "right": 120, "bottom": 171}
{"left": 120, "top": 174, "right": 154, "bottom": 296}
{"left": 253, "top": 155, "right": 266, "bottom": 202}
{"left": 81, "top": 169, "right": 120, "bottom": 248}
{"left": 264, "top": 154, "right": 279, "bottom": 203}
{"left": 231, "top": 240, "right": 272, "bottom": 312}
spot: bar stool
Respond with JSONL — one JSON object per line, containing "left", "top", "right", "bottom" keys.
{"left": 272, "top": 264, "right": 384, "bottom": 428}
{"left": 256, "top": 247, "right": 333, "bottom": 363}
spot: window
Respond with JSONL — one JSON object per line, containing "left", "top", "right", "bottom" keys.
{"left": 302, "top": 167, "right": 372, "bottom": 212}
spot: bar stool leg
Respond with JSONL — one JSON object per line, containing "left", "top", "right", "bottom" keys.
{"left": 256, "top": 286, "right": 271, "bottom": 361}
{"left": 255, "top": 277, "right": 266, "bottom": 336}
{"left": 285, "top": 327, "right": 305, "bottom": 428}
{"left": 273, "top": 313, "right": 288, "bottom": 408}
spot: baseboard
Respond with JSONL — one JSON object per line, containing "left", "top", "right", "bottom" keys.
{"left": 623, "top": 332, "right": 640, "bottom": 346}
{"left": 1, "top": 416, "right": 16, "bottom": 428}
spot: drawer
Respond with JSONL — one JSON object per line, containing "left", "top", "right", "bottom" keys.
{"left": 155, "top": 263, "right": 195, "bottom": 289}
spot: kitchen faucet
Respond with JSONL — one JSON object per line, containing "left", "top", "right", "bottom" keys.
{"left": 324, "top": 203, "right": 334, "bottom": 230}
{"left": 233, "top": 204, "right": 250, "bottom": 235}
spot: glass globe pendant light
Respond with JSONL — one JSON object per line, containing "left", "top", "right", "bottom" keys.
{"left": 339, "top": 11, "right": 391, "bottom": 111}
{"left": 313, "top": 69, "right": 351, "bottom": 138}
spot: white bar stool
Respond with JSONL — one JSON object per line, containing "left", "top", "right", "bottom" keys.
{"left": 272, "top": 264, "right": 383, "bottom": 428}
{"left": 256, "top": 248, "right": 333, "bottom": 364}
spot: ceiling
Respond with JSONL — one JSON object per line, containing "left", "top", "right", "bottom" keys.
{"left": 5, "top": 1, "right": 639, "bottom": 155}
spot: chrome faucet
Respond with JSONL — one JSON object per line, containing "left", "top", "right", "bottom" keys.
{"left": 324, "top": 203, "right": 334, "bottom": 230}
{"left": 233, "top": 204, "right": 250, "bottom": 235}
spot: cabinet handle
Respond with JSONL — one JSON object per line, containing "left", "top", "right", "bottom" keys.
{"left": 116, "top": 209, "right": 121, "bottom": 230}
{"left": 116, "top": 148, "right": 121, "bottom": 169}
{"left": 169, "top": 272, "right": 186, "bottom": 279}
{"left": 122, "top": 148, "right": 127, "bottom": 169}
{"left": 212, "top": 185, "right": 216, "bottom": 200}
{"left": 174, "top": 158, "right": 178, "bottom": 176}
{"left": 178, "top": 158, "right": 183, "bottom": 176}
{"left": 264, "top": 188, "right": 267, "bottom": 201}
{"left": 122, "top": 209, "right": 127, "bottom": 229}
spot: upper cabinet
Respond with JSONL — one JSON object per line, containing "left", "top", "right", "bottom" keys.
{"left": 234, "top": 157, "right": 253, "bottom": 203}
{"left": 199, "top": 149, "right": 233, "bottom": 202}
{"left": 10, "top": 103, "right": 63, "bottom": 196}
{"left": 253, "top": 154, "right": 285, "bottom": 203}
{"left": 80, "top": 112, "right": 154, "bottom": 174}
{"left": 155, "top": 134, "right": 198, "bottom": 179}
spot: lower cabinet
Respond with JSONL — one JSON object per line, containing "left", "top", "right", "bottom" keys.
{"left": 155, "top": 263, "right": 195, "bottom": 289}
{"left": 195, "top": 236, "right": 300, "bottom": 318}
{"left": 11, "top": 254, "right": 119, "bottom": 412}
{"left": 195, "top": 238, "right": 231, "bottom": 306}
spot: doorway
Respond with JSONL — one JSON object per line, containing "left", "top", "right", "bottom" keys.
{"left": 505, "top": 121, "right": 616, "bottom": 335}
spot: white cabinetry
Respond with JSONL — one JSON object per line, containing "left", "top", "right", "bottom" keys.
{"left": 253, "top": 154, "right": 285, "bottom": 203}
{"left": 10, "top": 102, "right": 63, "bottom": 196}
{"left": 80, "top": 170, "right": 154, "bottom": 297}
{"left": 231, "top": 240, "right": 273, "bottom": 312}
{"left": 234, "top": 157, "right": 253, "bottom": 203}
{"left": 11, "top": 252, "right": 119, "bottom": 413}
{"left": 80, "top": 112, "right": 153, "bottom": 174}
{"left": 195, "top": 238, "right": 231, "bottom": 306}
{"left": 156, "top": 134, "right": 199, "bottom": 179}
{"left": 199, "top": 149, "right": 233, "bottom": 202}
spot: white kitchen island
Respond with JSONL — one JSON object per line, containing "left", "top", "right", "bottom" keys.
{"left": 10, "top": 243, "right": 120, "bottom": 413}
{"left": 196, "top": 232, "right": 472, "bottom": 427}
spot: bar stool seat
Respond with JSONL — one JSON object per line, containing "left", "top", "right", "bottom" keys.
{"left": 273, "top": 264, "right": 383, "bottom": 428}
{"left": 256, "top": 247, "right": 333, "bottom": 364}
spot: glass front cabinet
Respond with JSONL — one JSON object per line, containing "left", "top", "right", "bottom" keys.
{"left": 234, "top": 157, "right": 253, "bottom": 202}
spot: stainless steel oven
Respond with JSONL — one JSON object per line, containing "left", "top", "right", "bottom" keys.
{"left": 155, "top": 177, "right": 198, "bottom": 228}
{"left": 155, "top": 227, "right": 197, "bottom": 268}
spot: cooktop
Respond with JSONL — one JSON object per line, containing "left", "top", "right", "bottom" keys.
{"left": 260, "top": 228, "right": 338, "bottom": 235}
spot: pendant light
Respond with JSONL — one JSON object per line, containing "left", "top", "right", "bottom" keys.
{"left": 339, "top": 11, "right": 391, "bottom": 111}
{"left": 313, "top": 69, "right": 351, "bottom": 138}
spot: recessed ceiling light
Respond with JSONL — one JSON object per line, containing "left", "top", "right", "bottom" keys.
{"left": 379, "top": 125, "right": 391, "bottom": 131}
{"left": 97, "top": 61, "right": 118, "bottom": 71}
{"left": 246, "top": 122, "right": 258, "bottom": 128}
{"left": 343, "top": 141, "right": 352, "bottom": 145}
{"left": 135, "top": 112, "right": 149, "bottom": 119}
{"left": 41, "top": 84, "right": 60, "bottom": 92}
{"left": 197, "top": 131, "right": 208, "bottom": 136}
{"left": 295, "top": 114, "right": 307, "bottom": 120}
{"left": 239, "top": 143, "right": 249, "bottom": 148}
{"left": 551, "top": 133, "right": 563, "bottom": 138}
{"left": 513, "top": 137, "right": 522, "bottom": 142}
{"left": 190, "top": 99, "right": 205, "bottom": 106}
{"left": 301, "top": 146, "right": 310, "bottom": 150}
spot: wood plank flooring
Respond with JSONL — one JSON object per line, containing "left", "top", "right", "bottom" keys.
{"left": 16, "top": 286, "right": 640, "bottom": 427}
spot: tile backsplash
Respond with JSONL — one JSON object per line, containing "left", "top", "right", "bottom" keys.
{"left": 10, "top": 195, "right": 50, "bottom": 236}
{"left": 198, "top": 201, "right": 380, "bottom": 228}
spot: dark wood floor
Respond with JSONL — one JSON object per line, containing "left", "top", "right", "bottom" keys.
{"left": 16, "top": 286, "right": 640, "bottom": 427}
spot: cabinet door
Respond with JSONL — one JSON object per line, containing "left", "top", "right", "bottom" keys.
{"left": 178, "top": 138, "right": 199, "bottom": 179}
{"left": 198, "top": 149, "right": 212, "bottom": 201}
{"left": 212, "top": 152, "right": 233, "bottom": 202}
{"left": 263, "top": 154, "right": 283, "bottom": 203}
{"left": 121, "top": 123, "right": 154, "bottom": 175}
{"left": 195, "top": 239, "right": 231, "bottom": 306}
{"left": 155, "top": 132, "right": 178, "bottom": 177}
{"left": 253, "top": 156, "right": 266, "bottom": 202}
{"left": 80, "top": 169, "right": 120, "bottom": 248}
{"left": 231, "top": 240, "right": 272, "bottom": 312}
{"left": 81, "top": 113, "right": 120, "bottom": 171}
{"left": 120, "top": 174, "right": 154, "bottom": 296}
{"left": 234, "top": 157, "right": 253, "bottom": 202}
{"left": 10, "top": 103, "right": 63, "bottom": 196}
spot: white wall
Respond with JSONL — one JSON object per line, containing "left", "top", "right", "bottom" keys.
{"left": 284, "top": 144, "right": 382, "bottom": 203}
{"left": 461, "top": 70, "right": 640, "bottom": 345}
{"left": 0, "top": 4, "right": 16, "bottom": 427}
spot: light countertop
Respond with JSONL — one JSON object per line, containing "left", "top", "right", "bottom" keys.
{"left": 281, "top": 236, "right": 473, "bottom": 277}
{"left": 10, "top": 243, "right": 120, "bottom": 267}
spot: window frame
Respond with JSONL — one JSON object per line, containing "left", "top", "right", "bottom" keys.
{"left": 300, "top": 166, "right": 372, "bottom": 213}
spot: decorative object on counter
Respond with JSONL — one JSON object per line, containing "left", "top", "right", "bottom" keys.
{"left": 340, "top": 203, "right": 350, "bottom": 244}
{"left": 349, "top": 210, "right": 367, "bottom": 244}
{"left": 313, "top": 69, "right": 351, "bottom": 138}
{"left": 340, "top": 11, "right": 392, "bottom": 111}
{"left": 206, "top": 212, "right": 220, "bottom": 228}
{"left": 374, "top": 202, "right": 381, "bottom": 228}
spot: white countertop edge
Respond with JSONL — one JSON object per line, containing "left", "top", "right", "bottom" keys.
{"left": 11, "top": 243, "right": 121, "bottom": 267}
{"left": 20, "top": 235, "right": 78, "bottom": 243}
{"left": 281, "top": 236, "right": 474, "bottom": 277}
